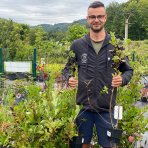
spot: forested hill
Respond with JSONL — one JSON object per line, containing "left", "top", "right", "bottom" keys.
{"left": 0, "top": 0, "right": 147, "bottom": 40}
{"left": 32, "top": 19, "right": 87, "bottom": 32}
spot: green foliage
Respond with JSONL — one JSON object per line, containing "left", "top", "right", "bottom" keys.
{"left": 100, "top": 86, "right": 109, "bottom": 95}
{"left": 47, "top": 31, "right": 67, "bottom": 42}
{"left": 110, "top": 32, "right": 131, "bottom": 74}
{"left": 0, "top": 19, "right": 33, "bottom": 61}
{"left": 106, "top": 2, "right": 125, "bottom": 39}
{"left": 0, "top": 77, "right": 79, "bottom": 147}
{"left": 124, "top": 0, "right": 148, "bottom": 40}
{"left": 106, "top": 0, "right": 148, "bottom": 40}
{"left": 66, "top": 23, "right": 88, "bottom": 43}
{"left": 117, "top": 60, "right": 148, "bottom": 147}
{"left": 109, "top": 33, "right": 148, "bottom": 147}
{"left": 43, "top": 41, "right": 70, "bottom": 64}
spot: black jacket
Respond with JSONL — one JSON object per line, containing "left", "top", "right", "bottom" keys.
{"left": 63, "top": 33, "right": 133, "bottom": 112}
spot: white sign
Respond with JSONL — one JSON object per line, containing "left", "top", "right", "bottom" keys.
{"left": 114, "top": 105, "right": 123, "bottom": 120}
{"left": 4, "top": 61, "right": 32, "bottom": 73}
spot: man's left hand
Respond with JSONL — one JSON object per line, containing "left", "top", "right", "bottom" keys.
{"left": 112, "top": 75, "right": 122, "bottom": 87}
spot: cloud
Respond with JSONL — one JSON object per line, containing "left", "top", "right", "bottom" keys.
{"left": 0, "top": 0, "right": 128, "bottom": 26}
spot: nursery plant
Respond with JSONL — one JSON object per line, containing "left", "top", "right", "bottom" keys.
{"left": 0, "top": 31, "right": 147, "bottom": 148}
{"left": 0, "top": 69, "right": 79, "bottom": 148}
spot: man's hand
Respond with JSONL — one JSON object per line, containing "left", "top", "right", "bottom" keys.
{"left": 68, "top": 77, "right": 78, "bottom": 89}
{"left": 112, "top": 75, "right": 122, "bottom": 87}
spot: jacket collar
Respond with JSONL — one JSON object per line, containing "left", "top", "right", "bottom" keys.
{"left": 83, "top": 32, "right": 111, "bottom": 48}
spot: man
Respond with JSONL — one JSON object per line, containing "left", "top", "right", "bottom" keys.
{"left": 63, "top": 1, "right": 133, "bottom": 148}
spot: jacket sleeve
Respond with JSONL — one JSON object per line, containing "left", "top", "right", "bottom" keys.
{"left": 62, "top": 43, "right": 77, "bottom": 82}
{"left": 118, "top": 56, "right": 133, "bottom": 86}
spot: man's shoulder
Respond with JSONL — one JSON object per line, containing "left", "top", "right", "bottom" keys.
{"left": 72, "top": 37, "right": 85, "bottom": 45}
{"left": 70, "top": 37, "right": 87, "bottom": 53}
{"left": 72, "top": 33, "right": 89, "bottom": 45}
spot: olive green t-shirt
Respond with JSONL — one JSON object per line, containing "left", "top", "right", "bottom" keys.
{"left": 91, "top": 40, "right": 104, "bottom": 54}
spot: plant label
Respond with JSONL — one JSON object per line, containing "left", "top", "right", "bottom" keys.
{"left": 114, "top": 105, "right": 123, "bottom": 120}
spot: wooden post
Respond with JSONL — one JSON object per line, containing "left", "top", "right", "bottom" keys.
{"left": 125, "top": 18, "right": 129, "bottom": 40}
{"left": 32, "top": 48, "right": 36, "bottom": 79}
{"left": 0, "top": 48, "right": 4, "bottom": 74}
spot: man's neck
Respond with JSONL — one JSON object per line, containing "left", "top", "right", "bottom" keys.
{"left": 90, "top": 28, "right": 106, "bottom": 42}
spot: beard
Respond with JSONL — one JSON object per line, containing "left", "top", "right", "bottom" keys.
{"left": 90, "top": 24, "right": 105, "bottom": 33}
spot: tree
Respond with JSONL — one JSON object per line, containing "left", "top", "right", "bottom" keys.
{"left": 0, "top": 19, "right": 22, "bottom": 60}
{"left": 66, "top": 23, "right": 88, "bottom": 43}
{"left": 106, "top": 0, "right": 148, "bottom": 40}
{"left": 106, "top": 2, "right": 125, "bottom": 39}
{"left": 124, "top": 0, "right": 148, "bottom": 40}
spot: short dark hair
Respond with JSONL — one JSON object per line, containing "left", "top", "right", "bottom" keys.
{"left": 88, "top": 1, "right": 105, "bottom": 9}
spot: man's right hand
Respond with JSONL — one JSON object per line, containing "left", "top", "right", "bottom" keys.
{"left": 68, "top": 77, "right": 78, "bottom": 89}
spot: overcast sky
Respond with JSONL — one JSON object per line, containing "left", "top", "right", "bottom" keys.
{"left": 0, "top": 0, "right": 128, "bottom": 26}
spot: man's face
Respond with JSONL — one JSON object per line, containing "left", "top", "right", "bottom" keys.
{"left": 87, "top": 7, "right": 107, "bottom": 33}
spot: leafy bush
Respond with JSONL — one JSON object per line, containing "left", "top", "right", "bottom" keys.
{"left": 0, "top": 78, "right": 79, "bottom": 147}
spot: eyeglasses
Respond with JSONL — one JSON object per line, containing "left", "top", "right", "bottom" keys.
{"left": 88, "top": 15, "right": 106, "bottom": 21}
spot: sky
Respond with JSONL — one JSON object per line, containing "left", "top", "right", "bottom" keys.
{"left": 0, "top": 0, "right": 128, "bottom": 26}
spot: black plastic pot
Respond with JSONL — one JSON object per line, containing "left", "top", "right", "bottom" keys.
{"left": 107, "top": 128, "right": 123, "bottom": 144}
{"left": 69, "top": 136, "right": 83, "bottom": 148}
{"left": 7, "top": 73, "right": 16, "bottom": 80}
{"left": 17, "top": 73, "right": 28, "bottom": 80}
